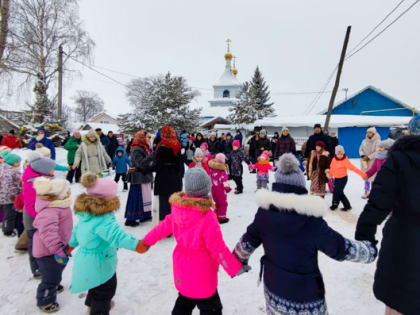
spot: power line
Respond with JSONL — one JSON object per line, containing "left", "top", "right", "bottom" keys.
{"left": 65, "top": 54, "right": 129, "bottom": 88}
{"left": 346, "top": 0, "right": 420, "bottom": 60}
{"left": 346, "top": 0, "right": 406, "bottom": 55}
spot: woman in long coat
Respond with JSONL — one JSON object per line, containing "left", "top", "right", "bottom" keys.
{"left": 307, "top": 141, "right": 330, "bottom": 197}
{"left": 356, "top": 118, "right": 420, "bottom": 315}
{"left": 359, "top": 127, "right": 381, "bottom": 198}
{"left": 73, "top": 129, "right": 111, "bottom": 176}
{"left": 125, "top": 130, "right": 154, "bottom": 226}
{"left": 153, "top": 126, "right": 182, "bottom": 224}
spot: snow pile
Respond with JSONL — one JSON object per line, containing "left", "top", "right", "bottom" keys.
{"left": 0, "top": 148, "right": 384, "bottom": 314}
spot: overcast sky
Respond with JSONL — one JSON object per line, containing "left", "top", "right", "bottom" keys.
{"left": 7, "top": 0, "right": 420, "bottom": 118}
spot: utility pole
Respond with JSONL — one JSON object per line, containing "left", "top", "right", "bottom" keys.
{"left": 57, "top": 44, "right": 63, "bottom": 121}
{"left": 324, "top": 26, "right": 351, "bottom": 133}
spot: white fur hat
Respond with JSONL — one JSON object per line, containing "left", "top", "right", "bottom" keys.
{"left": 34, "top": 177, "right": 70, "bottom": 199}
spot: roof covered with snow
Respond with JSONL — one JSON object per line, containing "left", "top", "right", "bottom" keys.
{"left": 215, "top": 67, "right": 241, "bottom": 87}
{"left": 72, "top": 122, "right": 122, "bottom": 134}
{"left": 253, "top": 114, "right": 411, "bottom": 128}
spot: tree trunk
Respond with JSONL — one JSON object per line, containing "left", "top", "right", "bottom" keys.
{"left": 0, "top": 0, "right": 9, "bottom": 64}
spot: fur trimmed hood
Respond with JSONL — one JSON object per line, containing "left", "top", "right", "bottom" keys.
{"left": 208, "top": 159, "right": 227, "bottom": 171}
{"left": 169, "top": 192, "right": 214, "bottom": 212}
{"left": 255, "top": 189, "right": 328, "bottom": 217}
{"left": 74, "top": 193, "right": 120, "bottom": 215}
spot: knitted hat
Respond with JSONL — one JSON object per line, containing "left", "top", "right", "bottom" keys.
{"left": 314, "top": 124, "right": 322, "bottom": 129}
{"left": 184, "top": 167, "right": 212, "bottom": 197}
{"left": 282, "top": 126, "right": 289, "bottom": 132}
{"left": 232, "top": 140, "right": 240, "bottom": 147}
{"left": 379, "top": 138, "right": 395, "bottom": 150}
{"left": 200, "top": 142, "right": 208, "bottom": 150}
{"left": 34, "top": 177, "right": 70, "bottom": 199}
{"left": 335, "top": 145, "right": 345, "bottom": 155}
{"left": 226, "top": 132, "right": 232, "bottom": 137}
{"left": 36, "top": 146, "right": 51, "bottom": 158}
{"left": 81, "top": 172, "right": 118, "bottom": 198}
{"left": 2, "top": 151, "right": 21, "bottom": 165}
{"left": 194, "top": 148, "right": 204, "bottom": 158}
{"left": 258, "top": 150, "right": 270, "bottom": 161}
{"left": 30, "top": 154, "right": 56, "bottom": 175}
{"left": 210, "top": 132, "right": 217, "bottom": 137}
{"left": 260, "top": 129, "right": 267, "bottom": 135}
{"left": 214, "top": 153, "right": 226, "bottom": 164}
{"left": 275, "top": 153, "right": 306, "bottom": 188}
{"left": 408, "top": 116, "right": 420, "bottom": 135}
{"left": 315, "top": 141, "right": 326, "bottom": 149}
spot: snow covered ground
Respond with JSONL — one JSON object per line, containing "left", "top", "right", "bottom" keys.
{"left": 0, "top": 148, "right": 385, "bottom": 315}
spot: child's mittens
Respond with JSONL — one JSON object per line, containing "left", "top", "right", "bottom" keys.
{"left": 344, "top": 239, "right": 378, "bottom": 264}
{"left": 223, "top": 183, "right": 232, "bottom": 193}
{"left": 136, "top": 240, "right": 150, "bottom": 254}
{"left": 65, "top": 244, "right": 74, "bottom": 255}
{"left": 54, "top": 251, "right": 69, "bottom": 265}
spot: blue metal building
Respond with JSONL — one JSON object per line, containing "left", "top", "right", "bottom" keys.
{"left": 320, "top": 86, "right": 418, "bottom": 158}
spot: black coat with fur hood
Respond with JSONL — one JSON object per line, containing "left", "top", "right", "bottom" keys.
{"left": 356, "top": 135, "right": 420, "bottom": 314}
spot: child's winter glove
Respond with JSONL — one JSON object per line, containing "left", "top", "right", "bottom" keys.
{"left": 65, "top": 244, "right": 74, "bottom": 256}
{"left": 224, "top": 184, "right": 232, "bottom": 193}
{"left": 55, "top": 245, "right": 72, "bottom": 265}
{"left": 136, "top": 240, "right": 149, "bottom": 254}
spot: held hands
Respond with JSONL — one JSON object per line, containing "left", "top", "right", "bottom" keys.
{"left": 136, "top": 240, "right": 150, "bottom": 254}
{"left": 236, "top": 264, "right": 252, "bottom": 277}
{"left": 54, "top": 245, "right": 72, "bottom": 266}
{"left": 72, "top": 165, "right": 78, "bottom": 170}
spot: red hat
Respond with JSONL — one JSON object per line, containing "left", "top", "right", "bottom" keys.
{"left": 315, "top": 141, "right": 326, "bottom": 149}
{"left": 232, "top": 140, "right": 240, "bottom": 147}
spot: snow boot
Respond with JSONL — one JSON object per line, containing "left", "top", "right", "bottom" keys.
{"left": 341, "top": 207, "right": 352, "bottom": 212}
{"left": 87, "top": 300, "right": 115, "bottom": 315}
{"left": 57, "top": 284, "right": 64, "bottom": 294}
{"left": 218, "top": 218, "right": 230, "bottom": 224}
{"left": 361, "top": 191, "right": 370, "bottom": 199}
{"left": 124, "top": 220, "right": 139, "bottom": 227}
{"left": 234, "top": 190, "right": 243, "bottom": 195}
{"left": 33, "top": 269, "right": 41, "bottom": 279}
{"left": 39, "top": 302, "right": 59, "bottom": 313}
{"left": 330, "top": 205, "right": 338, "bottom": 211}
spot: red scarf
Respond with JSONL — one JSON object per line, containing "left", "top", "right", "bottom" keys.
{"left": 156, "top": 126, "right": 181, "bottom": 156}
{"left": 131, "top": 131, "right": 150, "bottom": 153}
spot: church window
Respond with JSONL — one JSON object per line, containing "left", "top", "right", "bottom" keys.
{"left": 223, "top": 90, "right": 230, "bottom": 98}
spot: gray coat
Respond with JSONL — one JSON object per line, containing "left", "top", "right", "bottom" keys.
{"left": 128, "top": 147, "right": 154, "bottom": 184}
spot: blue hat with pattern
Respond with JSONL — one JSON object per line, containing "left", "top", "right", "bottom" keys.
{"left": 408, "top": 116, "right": 420, "bottom": 135}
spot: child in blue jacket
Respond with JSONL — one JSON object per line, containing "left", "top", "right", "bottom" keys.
{"left": 112, "top": 147, "right": 131, "bottom": 191}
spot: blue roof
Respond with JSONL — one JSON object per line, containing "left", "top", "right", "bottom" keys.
{"left": 320, "top": 86, "right": 419, "bottom": 117}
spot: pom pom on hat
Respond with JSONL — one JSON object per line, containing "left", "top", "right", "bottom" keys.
{"left": 36, "top": 146, "right": 51, "bottom": 158}
{"left": 81, "top": 172, "right": 118, "bottom": 198}
{"left": 275, "top": 153, "right": 306, "bottom": 188}
{"left": 232, "top": 140, "right": 240, "bottom": 147}
{"left": 184, "top": 167, "right": 212, "bottom": 197}
{"left": 214, "top": 153, "right": 226, "bottom": 164}
{"left": 34, "top": 177, "right": 70, "bottom": 199}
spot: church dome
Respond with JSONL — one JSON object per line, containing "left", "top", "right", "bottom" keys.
{"left": 232, "top": 68, "right": 238, "bottom": 75}
{"left": 224, "top": 53, "right": 233, "bottom": 59}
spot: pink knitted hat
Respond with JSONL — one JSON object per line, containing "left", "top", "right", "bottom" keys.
{"left": 232, "top": 140, "right": 240, "bottom": 147}
{"left": 258, "top": 150, "right": 270, "bottom": 161}
{"left": 214, "top": 153, "right": 226, "bottom": 164}
{"left": 81, "top": 173, "right": 118, "bottom": 198}
{"left": 200, "top": 142, "right": 208, "bottom": 150}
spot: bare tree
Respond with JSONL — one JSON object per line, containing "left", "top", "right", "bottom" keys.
{"left": 2, "top": 0, "right": 94, "bottom": 87}
{"left": 0, "top": 0, "right": 9, "bottom": 64}
{"left": 73, "top": 90, "right": 104, "bottom": 123}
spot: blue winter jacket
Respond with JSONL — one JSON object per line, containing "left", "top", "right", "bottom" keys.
{"left": 235, "top": 182, "right": 377, "bottom": 304}
{"left": 28, "top": 127, "right": 56, "bottom": 160}
{"left": 112, "top": 148, "right": 131, "bottom": 174}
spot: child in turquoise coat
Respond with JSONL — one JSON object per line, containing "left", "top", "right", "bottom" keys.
{"left": 69, "top": 172, "right": 143, "bottom": 314}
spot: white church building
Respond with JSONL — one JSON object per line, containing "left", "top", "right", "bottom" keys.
{"left": 199, "top": 40, "right": 242, "bottom": 129}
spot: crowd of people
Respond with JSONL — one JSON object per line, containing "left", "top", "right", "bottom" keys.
{"left": 0, "top": 116, "right": 419, "bottom": 315}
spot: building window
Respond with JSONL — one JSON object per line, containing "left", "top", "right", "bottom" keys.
{"left": 100, "top": 120, "right": 109, "bottom": 124}
{"left": 223, "top": 90, "right": 230, "bottom": 98}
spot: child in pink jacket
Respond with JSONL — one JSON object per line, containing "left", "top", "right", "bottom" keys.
{"left": 22, "top": 151, "right": 57, "bottom": 278}
{"left": 140, "top": 168, "right": 246, "bottom": 315}
{"left": 209, "top": 153, "right": 231, "bottom": 224}
{"left": 365, "top": 139, "right": 394, "bottom": 180}
{"left": 248, "top": 150, "right": 273, "bottom": 189}
{"left": 33, "top": 177, "right": 73, "bottom": 313}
